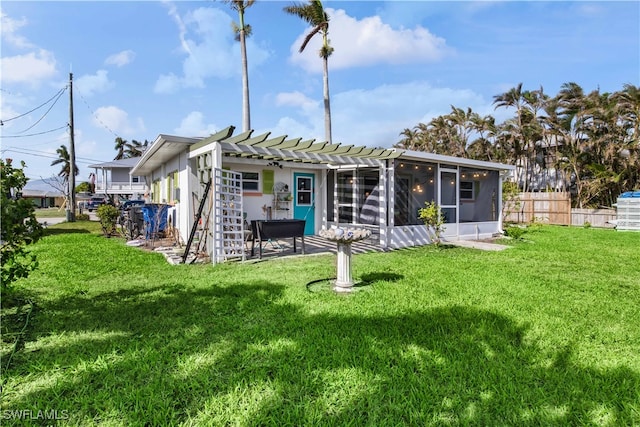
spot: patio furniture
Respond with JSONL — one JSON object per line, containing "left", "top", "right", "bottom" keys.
{"left": 250, "top": 219, "right": 306, "bottom": 259}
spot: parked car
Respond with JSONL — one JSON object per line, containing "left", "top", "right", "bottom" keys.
{"left": 86, "top": 196, "right": 108, "bottom": 212}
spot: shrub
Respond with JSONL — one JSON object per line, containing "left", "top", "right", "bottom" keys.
{"left": 504, "top": 225, "right": 527, "bottom": 240}
{"left": 76, "top": 213, "right": 90, "bottom": 221}
{"left": 1, "top": 159, "right": 43, "bottom": 288}
{"left": 501, "top": 181, "right": 521, "bottom": 222}
{"left": 583, "top": 221, "right": 592, "bottom": 229}
{"left": 96, "top": 204, "right": 119, "bottom": 237}
{"left": 418, "top": 201, "right": 445, "bottom": 246}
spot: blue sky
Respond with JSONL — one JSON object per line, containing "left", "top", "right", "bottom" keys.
{"left": 1, "top": 1, "right": 638, "bottom": 181}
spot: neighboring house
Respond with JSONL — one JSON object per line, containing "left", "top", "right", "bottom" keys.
{"left": 132, "top": 126, "right": 515, "bottom": 264}
{"left": 87, "top": 157, "right": 147, "bottom": 199}
{"left": 514, "top": 136, "right": 570, "bottom": 192}
{"left": 22, "top": 178, "right": 66, "bottom": 208}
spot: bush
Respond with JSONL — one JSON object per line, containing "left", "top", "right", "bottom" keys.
{"left": 96, "top": 204, "right": 119, "bottom": 237}
{"left": 76, "top": 213, "right": 90, "bottom": 221}
{"left": 504, "top": 225, "right": 527, "bottom": 240}
{"left": 418, "top": 201, "right": 445, "bottom": 246}
{"left": 1, "top": 159, "right": 43, "bottom": 288}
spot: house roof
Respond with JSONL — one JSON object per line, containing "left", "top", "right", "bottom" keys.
{"left": 22, "top": 178, "right": 65, "bottom": 197}
{"left": 88, "top": 157, "right": 142, "bottom": 169}
{"left": 399, "top": 150, "right": 516, "bottom": 171}
{"left": 133, "top": 125, "right": 514, "bottom": 175}
{"left": 130, "top": 134, "right": 205, "bottom": 176}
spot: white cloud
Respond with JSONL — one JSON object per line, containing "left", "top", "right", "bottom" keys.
{"left": 76, "top": 70, "right": 114, "bottom": 96}
{"left": 1, "top": 50, "right": 57, "bottom": 85}
{"left": 173, "top": 111, "right": 219, "bottom": 137}
{"left": 154, "top": 73, "right": 181, "bottom": 94}
{"left": 1, "top": 11, "right": 33, "bottom": 49}
{"left": 275, "top": 91, "right": 319, "bottom": 113}
{"left": 105, "top": 50, "right": 136, "bottom": 67}
{"left": 271, "top": 81, "right": 492, "bottom": 148}
{"left": 288, "top": 8, "right": 450, "bottom": 74}
{"left": 92, "top": 106, "right": 145, "bottom": 137}
{"left": 155, "top": 4, "right": 270, "bottom": 93}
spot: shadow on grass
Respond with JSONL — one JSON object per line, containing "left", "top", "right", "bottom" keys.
{"left": 3, "top": 283, "right": 639, "bottom": 426}
{"left": 359, "top": 271, "right": 403, "bottom": 284}
{"left": 43, "top": 228, "right": 92, "bottom": 236}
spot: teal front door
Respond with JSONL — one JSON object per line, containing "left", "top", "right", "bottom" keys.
{"left": 293, "top": 172, "right": 315, "bottom": 235}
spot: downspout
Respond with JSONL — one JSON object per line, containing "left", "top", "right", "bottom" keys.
{"left": 498, "top": 169, "right": 509, "bottom": 234}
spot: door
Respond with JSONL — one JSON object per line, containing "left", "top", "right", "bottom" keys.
{"left": 439, "top": 169, "right": 458, "bottom": 237}
{"left": 336, "top": 170, "right": 355, "bottom": 224}
{"left": 293, "top": 172, "right": 315, "bottom": 235}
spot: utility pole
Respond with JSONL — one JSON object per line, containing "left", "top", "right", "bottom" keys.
{"left": 68, "top": 72, "right": 76, "bottom": 222}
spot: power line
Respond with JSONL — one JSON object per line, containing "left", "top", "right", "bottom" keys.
{"left": 0, "top": 124, "right": 69, "bottom": 138}
{"left": 11, "top": 88, "right": 67, "bottom": 135}
{"left": 0, "top": 86, "right": 68, "bottom": 125}
{"left": 1, "top": 147, "right": 103, "bottom": 164}
{"left": 77, "top": 90, "right": 121, "bottom": 138}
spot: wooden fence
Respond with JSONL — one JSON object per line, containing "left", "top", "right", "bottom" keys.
{"left": 504, "top": 192, "right": 622, "bottom": 228}
{"left": 571, "top": 208, "right": 617, "bottom": 228}
{"left": 504, "top": 192, "right": 571, "bottom": 225}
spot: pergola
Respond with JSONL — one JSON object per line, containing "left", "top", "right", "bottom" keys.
{"left": 190, "top": 126, "right": 403, "bottom": 168}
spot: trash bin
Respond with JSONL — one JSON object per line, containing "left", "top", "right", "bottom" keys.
{"left": 141, "top": 204, "right": 169, "bottom": 238}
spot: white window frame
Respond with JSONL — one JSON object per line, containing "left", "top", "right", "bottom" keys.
{"left": 241, "top": 171, "right": 260, "bottom": 192}
{"left": 460, "top": 181, "right": 475, "bottom": 200}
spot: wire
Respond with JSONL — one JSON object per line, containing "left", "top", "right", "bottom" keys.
{"left": 0, "top": 124, "right": 69, "bottom": 138}
{"left": 1, "top": 147, "right": 102, "bottom": 164}
{"left": 0, "top": 86, "right": 67, "bottom": 124}
{"left": 77, "top": 90, "right": 121, "bottom": 138}
{"left": 11, "top": 88, "right": 67, "bottom": 135}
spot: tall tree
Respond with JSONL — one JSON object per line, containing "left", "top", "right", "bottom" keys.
{"left": 50, "top": 144, "right": 79, "bottom": 184}
{"left": 284, "top": 0, "right": 334, "bottom": 143}
{"left": 224, "top": 0, "right": 255, "bottom": 132}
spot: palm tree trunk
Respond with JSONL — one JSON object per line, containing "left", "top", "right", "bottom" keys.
{"left": 322, "top": 56, "right": 332, "bottom": 144}
{"left": 239, "top": 23, "right": 251, "bottom": 132}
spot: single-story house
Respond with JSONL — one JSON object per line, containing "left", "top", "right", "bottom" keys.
{"left": 22, "top": 178, "right": 66, "bottom": 208}
{"left": 131, "top": 126, "right": 515, "bottom": 264}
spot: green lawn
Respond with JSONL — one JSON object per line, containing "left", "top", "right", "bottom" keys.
{"left": 2, "top": 223, "right": 639, "bottom": 426}
{"left": 34, "top": 207, "right": 67, "bottom": 218}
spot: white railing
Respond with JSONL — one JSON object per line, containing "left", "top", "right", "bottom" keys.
{"left": 95, "top": 182, "right": 147, "bottom": 193}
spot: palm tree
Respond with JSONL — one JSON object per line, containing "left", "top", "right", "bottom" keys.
{"left": 114, "top": 137, "right": 127, "bottom": 160}
{"left": 124, "top": 139, "right": 150, "bottom": 158}
{"left": 284, "top": 0, "right": 334, "bottom": 143}
{"left": 494, "top": 84, "right": 526, "bottom": 181}
{"left": 223, "top": 0, "right": 255, "bottom": 132}
{"left": 396, "top": 127, "right": 420, "bottom": 151}
{"left": 468, "top": 114, "right": 497, "bottom": 162}
{"left": 50, "top": 144, "right": 79, "bottom": 184}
